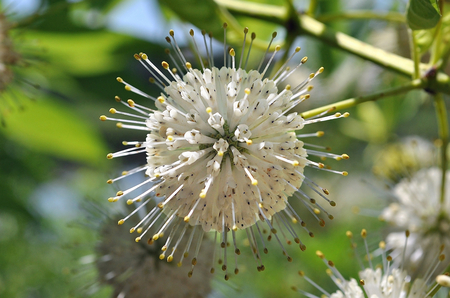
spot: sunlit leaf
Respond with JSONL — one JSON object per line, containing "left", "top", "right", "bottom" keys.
{"left": 407, "top": 0, "right": 441, "bottom": 30}
{"left": 0, "top": 96, "right": 108, "bottom": 167}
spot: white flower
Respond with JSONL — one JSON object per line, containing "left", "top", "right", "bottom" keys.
{"left": 381, "top": 167, "right": 450, "bottom": 278}
{"left": 293, "top": 229, "right": 448, "bottom": 298}
{"left": 101, "top": 24, "right": 348, "bottom": 278}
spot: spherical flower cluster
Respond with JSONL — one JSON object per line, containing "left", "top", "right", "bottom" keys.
{"left": 381, "top": 167, "right": 450, "bottom": 278}
{"left": 95, "top": 215, "right": 213, "bottom": 298}
{"left": 372, "top": 136, "right": 436, "bottom": 182}
{"left": 101, "top": 24, "right": 348, "bottom": 278}
{"left": 293, "top": 229, "right": 449, "bottom": 298}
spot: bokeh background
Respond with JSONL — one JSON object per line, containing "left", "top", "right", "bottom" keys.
{"left": 0, "top": 0, "right": 444, "bottom": 297}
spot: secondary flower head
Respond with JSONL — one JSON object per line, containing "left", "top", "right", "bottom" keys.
{"left": 381, "top": 167, "right": 450, "bottom": 278}
{"left": 293, "top": 229, "right": 449, "bottom": 298}
{"left": 101, "top": 24, "right": 348, "bottom": 278}
{"left": 95, "top": 214, "right": 213, "bottom": 298}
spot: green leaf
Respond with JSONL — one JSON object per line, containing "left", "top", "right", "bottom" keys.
{"left": 0, "top": 97, "right": 108, "bottom": 167}
{"left": 407, "top": 0, "right": 441, "bottom": 30}
{"left": 158, "top": 0, "right": 224, "bottom": 37}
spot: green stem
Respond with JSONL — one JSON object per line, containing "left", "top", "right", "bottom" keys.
{"left": 316, "top": 11, "right": 405, "bottom": 23}
{"left": 307, "top": 0, "right": 318, "bottom": 16}
{"left": 430, "top": 0, "right": 444, "bottom": 66}
{"left": 300, "top": 79, "right": 426, "bottom": 119}
{"left": 434, "top": 93, "right": 448, "bottom": 205}
{"left": 409, "top": 29, "right": 420, "bottom": 80}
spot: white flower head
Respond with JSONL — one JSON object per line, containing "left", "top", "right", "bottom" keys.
{"left": 101, "top": 24, "right": 349, "bottom": 278}
{"left": 293, "top": 229, "right": 448, "bottom": 298}
{"left": 381, "top": 167, "right": 450, "bottom": 278}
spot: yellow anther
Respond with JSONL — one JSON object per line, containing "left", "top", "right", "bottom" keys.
{"left": 298, "top": 270, "right": 305, "bottom": 277}
{"left": 379, "top": 241, "right": 386, "bottom": 249}
{"left": 99, "top": 115, "right": 107, "bottom": 121}
{"left": 107, "top": 197, "right": 114, "bottom": 202}
{"left": 406, "top": 230, "right": 410, "bottom": 237}
{"left": 122, "top": 171, "right": 128, "bottom": 175}
{"left": 335, "top": 113, "right": 342, "bottom": 117}
{"left": 275, "top": 45, "right": 281, "bottom": 51}
{"left": 317, "top": 131, "right": 324, "bottom": 137}
{"left": 292, "top": 217, "right": 298, "bottom": 224}
{"left": 232, "top": 225, "right": 238, "bottom": 231}
{"left": 206, "top": 107, "right": 212, "bottom": 114}
{"left": 167, "top": 255, "right": 174, "bottom": 262}
{"left": 318, "top": 163, "right": 324, "bottom": 168}
{"left": 177, "top": 262, "right": 182, "bottom": 267}
{"left": 116, "top": 191, "right": 124, "bottom": 196}
{"left": 301, "top": 56, "right": 308, "bottom": 64}
{"left": 329, "top": 201, "right": 336, "bottom": 206}
{"left": 318, "top": 67, "right": 324, "bottom": 73}
{"left": 127, "top": 99, "right": 135, "bottom": 107}
{"left": 229, "top": 48, "right": 235, "bottom": 56}
{"left": 307, "top": 85, "right": 314, "bottom": 91}
{"left": 118, "top": 219, "right": 124, "bottom": 225}
{"left": 133, "top": 53, "right": 141, "bottom": 60}
{"left": 116, "top": 122, "right": 123, "bottom": 128}
{"left": 122, "top": 141, "right": 128, "bottom": 145}
{"left": 292, "top": 160, "right": 299, "bottom": 166}
{"left": 130, "top": 228, "right": 135, "bottom": 233}
{"left": 343, "top": 112, "right": 350, "bottom": 117}
{"left": 361, "top": 229, "right": 367, "bottom": 238}
{"left": 309, "top": 73, "right": 315, "bottom": 79}
{"left": 141, "top": 53, "right": 148, "bottom": 60}
{"left": 113, "top": 198, "right": 119, "bottom": 202}
{"left": 346, "top": 231, "right": 353, "bottom": 238}
{"left": 223, "top": 22, "right": 228, "bottom": 28}
{"left": 116, "top": 77, "right": 123, "bottom": 83}
{"left": 252, "top": 179, "right": 258, "bottom": 186}
{"left": 114, "top": 96, "right": 121, "bottom": 102}
{"left": 218, "top": 151, "right": 224, "bottom": 157}
{"left": 107, "top": 179, "right": 113, "bottom": 184}
{"left": 199, "top": 191, "right": 206, "bottom": 199}
{"left": 153, "top": 234, "right": 159, "bottom": 241}
{"left": 244, "top": 88, "right": 251, "bottom": 95}
{"left": 135, "top": 237, "right": 141, "bottom": 242}
{"left": 127, "top": 199, "right": 133, "bottom": 205}
{"left": 295, "top": 46, "right": 301, "bottom": 52}
{"left": 314, "top": 208, "right": 320, "bottom": 214}
{"left": 162, "top": 61, "right": 169, "bottom": 69}
{"left": 342, "top": 154, "right": 349, "bottom": 159}
{"left": 246, "top": 139, "right": 253, "bottom": 145}
{"left": 158, "top": 96, "right": 165, "bottom": 103}
{"left": 186, "top": 62, "right": 192, "bottom": 69}
{"left": 167, "top": 135, "right": 174, "bottom": 142}
{"left": 137, "top": 227, "right": 143, "bottom": 233}
{"left": 124, "top": 85, "right": 131, "bottom": 91}
{"left": 154, "top": 173, "right": 160, "bottom": 178}
{"left": 107, "top": 153, "right": 113, "bottom": 159}
{"left": 285, "top": 85, "right": 291, "bottom": 90}
{"left": 184, "top": 216, "right": 190, "bottom": 222}
{"left": 159, "top": 254, "right": 165, "bottom": 260}
{"left": 169, "top": 29, "right": 175, "bottom": 36}
{"left": 342, "top": 171, "right": 348, "bottom": 176}
{"left": 157, "top": 202, "right": 163, "bottom": 208}
{"left": 316, "top": 251, "right": 324, "bottom": 259}
{"left": 304, "top": 94, "right": 310, "bottom": 99}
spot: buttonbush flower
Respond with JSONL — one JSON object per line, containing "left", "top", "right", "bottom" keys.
{"left": 101, "top": 24, "right": 348, "bottom": 279}
{"left": 381, "top": 167, "right": 450, "bottom": 278}
{"left": 293, "top": 229, "right": 449, "bottom": 298}
{"left": 95, "top": 213, "right": 213, "bottom": 298}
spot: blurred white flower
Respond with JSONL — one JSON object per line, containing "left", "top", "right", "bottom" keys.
{"left": 101, "top": 24, "right": 348, "bottom": 278}
{"left": 293, "top": 229, "right": 449, "bottom": 298}
{"left": 381, "top": 167, "right": 450, "bottom": 278}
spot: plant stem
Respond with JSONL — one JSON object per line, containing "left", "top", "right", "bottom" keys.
{"left": 316, "top": 11, "right": 405, "bottom": 23}
{"left": 434, "top": 93, "right": 449, "bottom": 205}
{"left": 307, "top": 0, "right": 318, "bottom": 16}
{"left": 300, "top": 79, "right": 426, "bottom": 119}
{"left": 409, "top": 29, "right": 420, "bottom": 80}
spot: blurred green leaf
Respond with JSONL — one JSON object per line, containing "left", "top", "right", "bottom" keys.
{"left": 158, "top": 0, "right": 223, "bottom": 37}
{"left": 406, "top": 0, "right": 441, "bottom": 30}
{"left": 27, "top": 30, "right": 138, "bottom": 76}
{"left": 413, "top": 28, "right": 436, "bottom": 55}
{"left": 0, "top": 97, "right": 107, "bottom": 167}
